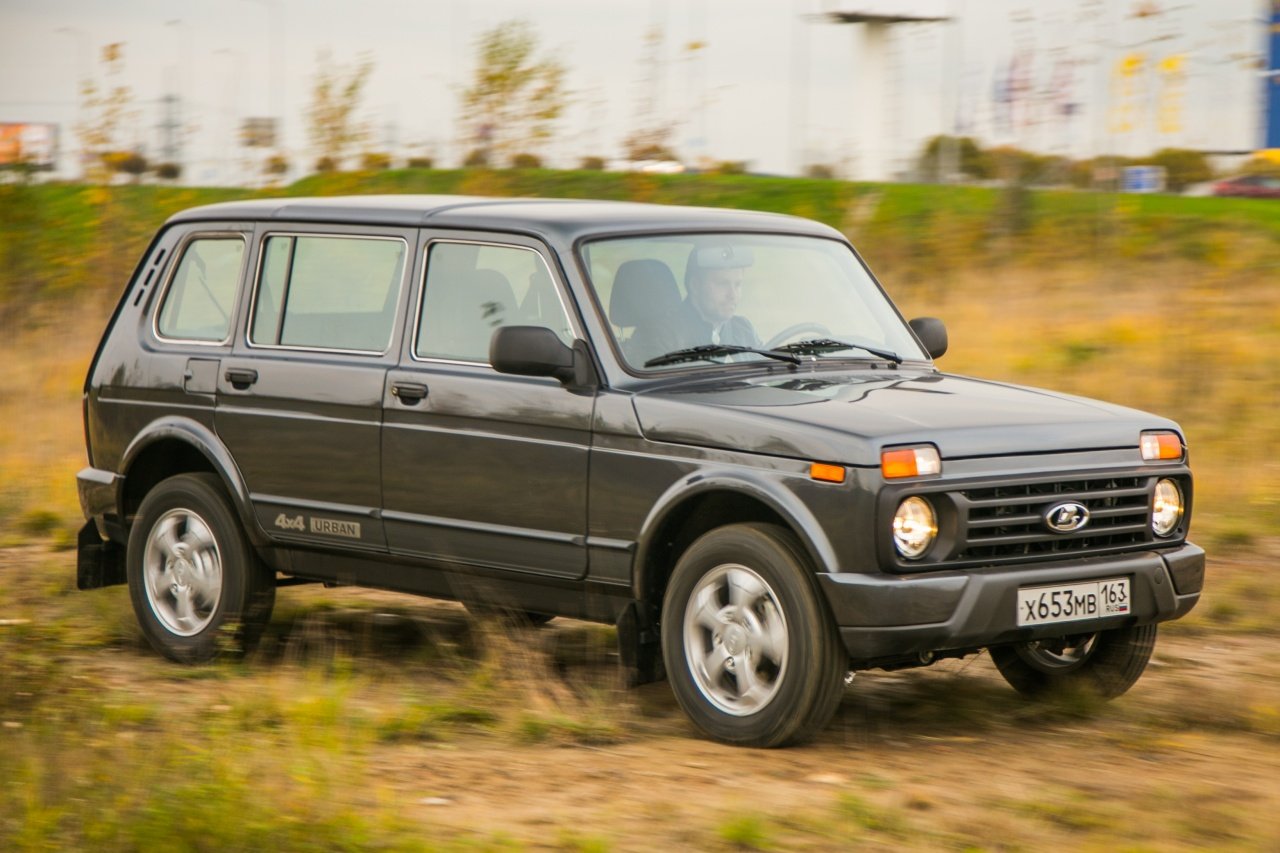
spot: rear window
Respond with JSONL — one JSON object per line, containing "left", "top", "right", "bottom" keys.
{"left": 250, "top": 234, "right": 406, "bottom": 353}
{"left": 156, "top": 237, "right": 245, "bottom": 342}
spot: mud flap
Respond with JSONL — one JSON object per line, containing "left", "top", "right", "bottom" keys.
{"left": 77, "top": 521, "right": 126, "bottom": 590}
{"left": 616, "top": 599, "right": 665, "bottom": 687}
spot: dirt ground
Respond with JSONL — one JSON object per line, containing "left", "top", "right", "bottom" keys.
{"left": 3, "top": 544, "right": 1279, "bottom": 851}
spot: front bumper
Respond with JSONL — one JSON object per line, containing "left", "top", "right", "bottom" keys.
{"left": 819, "top": 542, "right": 1204, "bottom": 664}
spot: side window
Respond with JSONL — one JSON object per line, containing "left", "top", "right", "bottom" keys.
{"left": 415, "top": 242, "right": 573, "bottom": 362}
{"left": 156, "top": 237, "right": 245, "bottom": 342}
{"left": 250, "top": 234, "right": 405, "bottom": 353}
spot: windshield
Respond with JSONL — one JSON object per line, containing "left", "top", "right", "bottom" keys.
{"left": 580, "top": 233, "right": 926, "bottom": 371}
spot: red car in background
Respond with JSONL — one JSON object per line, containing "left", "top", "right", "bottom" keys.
{"left": 1212, "top": 175, "right": 1280, "bottom": 198}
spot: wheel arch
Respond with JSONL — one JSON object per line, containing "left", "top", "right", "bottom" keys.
{"left": 118, "top": 417, "right": 262, "bottom": 544}
{"left": 630, "top": 472, "right": 838, "bottom": 608}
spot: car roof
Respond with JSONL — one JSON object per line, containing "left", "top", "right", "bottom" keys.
{"left": 164, "top": 194, "right": 845, "bottom": 243}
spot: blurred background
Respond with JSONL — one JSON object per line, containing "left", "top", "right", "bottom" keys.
{"left": 2, "top": 1, "right": 1279, "bottom": 851}
{"left": 0, "top": 0, "right": 1273, "bottom": 183}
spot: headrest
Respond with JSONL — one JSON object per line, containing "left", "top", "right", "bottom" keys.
{"left": 609, "top": 259, "right": 680, "bottom": 327}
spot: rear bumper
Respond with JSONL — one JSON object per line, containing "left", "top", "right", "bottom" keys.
{"left": 819, "top": 543, "right": 1204, "bottom": 664}
{"left": 76, "top": 466, "right": 119, "bottom": 525}
{"left": 76, "top": 467, "right": 127, "bottom": 590}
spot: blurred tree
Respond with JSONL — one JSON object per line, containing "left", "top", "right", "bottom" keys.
{"left": 510, "top": 152, "right": 542, "bottom": 169}
{"left": 804, "top": 163, "right": 837, "bottom": 180}
{"left": 264, "top": 153, "right": 289, "bottom": 186}
{"left": 461, "top": 21, "right": 567, "bottom": 166}
{"left": 715, "top": 160, "right": 748, "bottom": 175}
{"left": 102, "top": 150, "right": 148, "bottom": 183}
{"left": 406, "top": 156, "right": 434, "bottom": 169}
{"left": 622, "top": 25, "right": 680, "bottom": 164}
{"left": 76, "top": 43, "right": 134, "bottom": 183}
{"left": 578, "top": 155, "right": 606, "bottom": 171}
{"left": 1240, "top": 154, "right": 1280, "bottom": 178}
{"left": 1148, "top": 148, "right": 1213, "bottom": 191}
{"left": 306, "top": 50, "right": 373, "bottom": 173}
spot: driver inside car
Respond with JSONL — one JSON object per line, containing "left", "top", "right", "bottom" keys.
{"left": 631, "top": 244, "right": 762, "bottom": 357}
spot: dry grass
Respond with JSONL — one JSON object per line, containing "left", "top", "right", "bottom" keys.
{"left": 893, "top": 259, "right": 1280, "bottom": 548}
{"left": 3, "top": 179, "right": 1280, "bottom": 851}
{"left": 0, "top": 306, "right": 109, "bottom": 546}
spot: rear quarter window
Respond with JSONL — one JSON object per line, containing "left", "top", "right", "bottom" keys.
{"left": 155, "top": 237, "right": 246, "bottom": 342}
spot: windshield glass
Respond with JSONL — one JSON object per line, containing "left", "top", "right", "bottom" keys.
{"left": 581, "top": 233, "right": 926, "bottom": 371}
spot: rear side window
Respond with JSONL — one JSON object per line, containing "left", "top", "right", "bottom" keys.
{"left": 415, "top": 241, "right": 573, "bottom": 362}
{"left": 250, "top": 234, "right": 405, "bottom": 353}
{"left": 156, "top": 237, "right": 245, "bottom": 342}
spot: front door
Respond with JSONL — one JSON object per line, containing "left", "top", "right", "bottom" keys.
{"left": 381, "top": 236, "right": 593, "bottom": 579}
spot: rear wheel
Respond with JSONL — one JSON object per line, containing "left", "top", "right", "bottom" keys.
{"left": 661, "top": 523, "right": 846, "bottom": 747}
{"left": 990, "top": 624, "right": 1157, "bottom": 699}
{"left": 127, "top": 473, "right": 275, "bottom": 663}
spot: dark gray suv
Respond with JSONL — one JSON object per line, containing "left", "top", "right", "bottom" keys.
{"left": 77, "top": 196, "right": 1203, "bottom": 746}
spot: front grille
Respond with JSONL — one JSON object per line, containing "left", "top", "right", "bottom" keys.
{"left": 954, "top": 476, "right": 1152, "bottom": 561}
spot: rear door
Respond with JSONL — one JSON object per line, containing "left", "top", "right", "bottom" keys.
{"left": 215, "top": 224, "right": 417, "bottom": 552}
{"left": 381, "top": 233, "right": 594, "bottom": 579}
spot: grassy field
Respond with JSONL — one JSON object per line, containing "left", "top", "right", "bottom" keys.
{"left": 2, "top": 544, "right": 1279, "bottom": 851}
{"left": 2, "top": 173, "right": 1279, "bottom": 849}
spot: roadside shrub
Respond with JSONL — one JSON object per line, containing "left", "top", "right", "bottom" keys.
{"left": 1148, "top": 148, "right": 1214, "bottom": 191}
{"left": 359, "top": 151, "right": 393, "bottom": 171}
{"left": 153, "top": 162, "right": 182, "bottom": 181}
{"left": 578, "top": 155, "right": 606, "bottom": 171}
{"left": 715, "top": 160, "right": 749, "bottom": 175}
{"left": 916, "top": 135, "right": 993, "bottom": 182}
{"left": 406, "top": 156, "right": 434, "bottom": 169}
{"left": 510, "top": 152, "right": 542, "bottom": 169}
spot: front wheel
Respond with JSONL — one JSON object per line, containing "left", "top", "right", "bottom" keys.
{"left": 989, "top": 623, "right": 1157, "bottom": 699}
{"left": 127, "top": 473, "right": 275, "bottom": 663}
{"left": 661, "top": 523, "right": 846, "bottom": 747}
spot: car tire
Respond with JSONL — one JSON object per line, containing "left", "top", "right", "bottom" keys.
{"left": 661, "top": 523, "right": 846, "bottom": 747}
{"left": 989, "top": 623, "right": 1157, "bottom": 699}
{"left": 127, "top": 473, "right": 275, "bottom": 663}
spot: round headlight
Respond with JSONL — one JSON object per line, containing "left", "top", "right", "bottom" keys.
{"left": 893, "top": 496, "right": 937, "bottom": 559}
{"left": 1152, "top": 478, "right": 1184, "bottom": 537}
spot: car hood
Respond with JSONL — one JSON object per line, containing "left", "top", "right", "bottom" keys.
{"left": 631, "top": 368, "right": 1178, "bottom": 466}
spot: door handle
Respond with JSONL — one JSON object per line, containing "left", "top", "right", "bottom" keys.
{"left": 390, "top": 381, "right": 428, "bottom": 404}
{"left": 225, "top": 367, "right": 258, "bottom": 389}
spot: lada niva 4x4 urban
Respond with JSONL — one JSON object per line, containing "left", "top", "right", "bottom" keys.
{"left": 77, "top": 196, "right": 1204, "bottom": 746}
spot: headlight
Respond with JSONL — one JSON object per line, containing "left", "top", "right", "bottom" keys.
{"left": 1152, "top": 478, "right": 1184, "bottom": 537}
{"left": 893, "top": 496, "right": 937, "bottom": 559}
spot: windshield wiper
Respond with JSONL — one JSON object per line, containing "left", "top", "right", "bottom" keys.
{"left": 644, "top": 343, "right": 801, "bottom": 368}
{"left": 775, "top": 338, "right": 903, "bottom": 364}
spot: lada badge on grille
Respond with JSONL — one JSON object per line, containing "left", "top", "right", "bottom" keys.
{"left": 1044, "top": 501, "right": 1090, "bottom": 533}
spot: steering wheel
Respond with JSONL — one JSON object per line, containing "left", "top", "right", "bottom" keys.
{"left": 765, "top": 322, "right": 832, "bottom": 350}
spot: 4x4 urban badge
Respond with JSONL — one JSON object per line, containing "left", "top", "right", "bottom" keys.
{"left": 76, "top": 196, "right": 1204, "bottom": 747}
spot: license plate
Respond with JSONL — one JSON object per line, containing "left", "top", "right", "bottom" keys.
{"left": 1016, "top": 577, "right": 1131, "bottom": 627}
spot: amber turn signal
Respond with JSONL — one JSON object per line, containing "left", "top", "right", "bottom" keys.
{"left": 881, "top": 446, "right": 942, "bottom": 479}
{"left": 1140, "top": 431, "right": 1183, "bottom": 462}
{"left": 809, "top": 462, "right": 846, "bottom": 483}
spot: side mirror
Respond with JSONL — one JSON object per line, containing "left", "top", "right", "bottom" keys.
{"left": 908, "top": 317, "right": 948, "bottom": 360}
{"left": 490, "top": 325, "right": 577, "bottom": 383}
